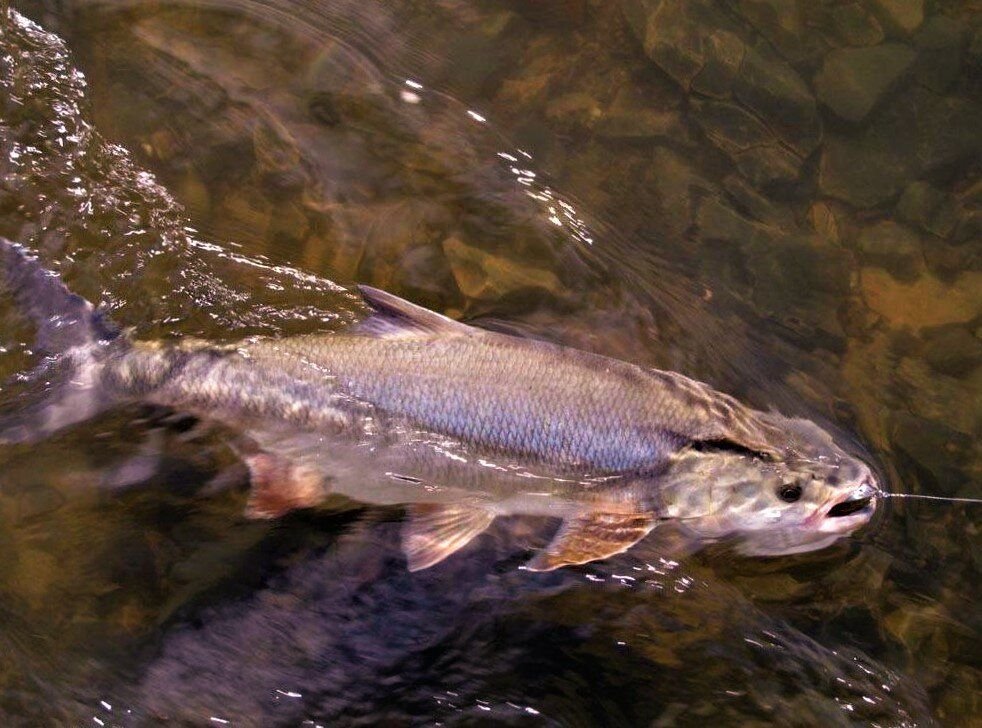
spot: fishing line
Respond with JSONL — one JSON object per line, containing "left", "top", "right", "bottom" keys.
{"left": 877, "top": 492, "right": 982, "bottom": 505}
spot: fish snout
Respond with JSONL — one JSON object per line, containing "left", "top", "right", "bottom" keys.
{"left": 820, "top": 477, "right": 877, "bottom": 530}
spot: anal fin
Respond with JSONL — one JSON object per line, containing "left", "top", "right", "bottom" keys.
{"left": 244, "top": 453, "right": 326, "bottom": 519}
{"left": 403, "top": 503, "right": 495, "bottom": 571}
{"left": 525, "top": 512, "right": 658, "bottom": 571}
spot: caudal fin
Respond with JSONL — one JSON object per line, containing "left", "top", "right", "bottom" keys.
{"left": 0, "top": 238, "right": 121, "bottom": 443}
{"left": 0, "top": 238, "right": 119, "bottom": 353}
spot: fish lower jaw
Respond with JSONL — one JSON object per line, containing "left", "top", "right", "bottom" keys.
{"left": 816, "top": 508, "right": 874, "bottom": 534}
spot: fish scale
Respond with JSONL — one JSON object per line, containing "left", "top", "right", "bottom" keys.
{"left": 242, "top": 333, "right": 692, "bottom": 472}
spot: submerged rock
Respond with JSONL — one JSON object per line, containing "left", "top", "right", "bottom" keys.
{"left": 921, "top": 325, "right": 982, "bottom": 378}
{"left": 912, "top": 15, "right": 968, "bottom": 93}
{"left": 732, "top": 42, "right": 820, "bottom": 155}
{"left": 690, "top": 98, "right": 802, "bottom": 186}
{"left": 856, "top": 220, "right": 922, "bottom": 281}
{"left": 819, "top": 87, "right": 982, "bottom": 207}
{"left": 734, "top": 144, "right": 802, "bottom": 187}
{"left": 691, "top": 29, "right": 746, "bottom": 98}
{"left": 830, "top": 4, "right": 885, "bottom": 47}
{"left": 894, "top": 356, "right": 979, "bottom": 436}
{"left": 897, "top": 181, "right": 959, "bottom": 238}
{"left": 807, "top": 201, "right": 842, "bottom": 245}
{"left": 442, "top": 236, "right": 561, "bottom": 302}
{"left": 623, "top": 0, "right": 738, "bottom": 89}
{"left": 696, "top": 196, "right": 851, "bottom": 345}
{"left": 922, "top": 238, "right": 982, "bottom": 283}
{"left": 728, "top": 0, "right": 824, "bottom": 64}
{"left": 951, "top": 182, "right": 982, "bottom": 245}
{"left": 860, "top": 268, "right": 982, "bottom": 330}
{"left": 622, "top": 0, "right": 820, "bottom": 154}
{"left": 814, "top": 43, "right": 916, "bottom": 123}
{"left": 969, "top": 24, "right": 982, "bottom": 70}
{"left": 645, "top": 147, "right": 716, "bottom": 240}
{"left": 890, "top": 413, "right": 972, "bottom": 495}
{"left": 866, "top": 0, "right": 924, "bottom": 36}
{"left": 598, "top": 85, "right": 685, "bottom": 140}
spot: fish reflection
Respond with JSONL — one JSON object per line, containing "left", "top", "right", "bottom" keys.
{"left": 0, "top": 238, "right": 876, "bottom": 570}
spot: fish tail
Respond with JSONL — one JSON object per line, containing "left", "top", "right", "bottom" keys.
{"left": 0, "top": 238, "right": 122, "bottom": 443}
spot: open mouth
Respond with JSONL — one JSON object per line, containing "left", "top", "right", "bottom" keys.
{"left": 826, "top": 481, "right": 877, "bottom": 519}
{"left": 827, "top": 496, "right": 873, "bottom": 518}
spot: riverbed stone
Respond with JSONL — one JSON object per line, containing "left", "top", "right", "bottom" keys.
{"left": 921, "top": 325, "right": 982, "bottom": 378}
{"left": 819, "top": 87, "right": 982, "bottom": 207}
{"left": 545, "top": 92, "right": 603, "bottom": 130}
{"left": 724, "top": 174, "right": 796, "bottom": 228}
{"left": 856, "top": 220, "right": 921, "bottom": 280}
{"left": 442, "top": 236, "right": 561, "bottom": 302}
{"left": 860, "top": 268, "right": 982, "bottom": 329}
{"left": 623, "top": 0, "right": 739, "bottom": 89}
{"left": 690, "top": 99, "right": 769, "bottom": 156}
{"left": 953, "top": 210, "right": 981, "bottom": 246}
{"left": 830, "top": 4, "right": 885, "bottom": 47}
{"left": 646, "top": 147, "right": 716, "bottom": 240}
{"left": 889, "top": 413, "right": 971, "bottom": 495}
{"left": 922, "top": 239, "right": 982, "bottom": 282}
{"left": 814, "top": 43, "right": 916, "bottom": 123}
{"left": 866, "top": 0, "right": 924, "bottom": 36}
{"left": 398, "top": 243, "right": 458, "bottom": 306}
{"left": 806, "top": 203, "right": 838, "bottom": 246}
{"left": 622, "top": 0, "right": 820, "bottom": 153}
{"left": 912, "top": 15, "right": 967, "bottom": 93}
{"left": 696, "top": 196, "right": 849, "bottom": 343}
{"left": 734, "top": 145, "right": 801, "bottom": 187}
{"left": 598, "top": 85, "right": 685, "bottom": 139}
{"left": 819, "top": 133, "right": 901, "bottom": 207}
{"left": 732, "top": 42, "right": 821, "bottom": 155}
{"left": 969, "top": 25, "right": 982, "bottom": 69}
{"left": 729, "top": 0, "right": 823, "bottom": 64}
{"left": 894, "top": 356, "right": 979, "bottom": 435}
{"left": 690, "top": 29, "right": 746, "bottom": 98}
{"left": 897, "top": 181, "right": 958, "bottom": 238}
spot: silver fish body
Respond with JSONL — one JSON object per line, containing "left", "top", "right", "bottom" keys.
{"left": 0, "top": 240, "right": 878, "bottom": 570}
{"left": 94, "top": 286, "right": 877, "bottom": 568}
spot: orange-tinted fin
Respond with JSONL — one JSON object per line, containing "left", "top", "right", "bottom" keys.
{"left": 244, "top": 453, "right": 326, "bottom": 519}
{"left": 402, "top": 503, "right": 495, "bottom": 571}
{"left": 525, "top": 512, "right": 658, "bottom": 571}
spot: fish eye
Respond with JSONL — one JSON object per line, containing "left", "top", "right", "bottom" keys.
{"left": 778, "top": 483, "right": 802, "bottom": 503}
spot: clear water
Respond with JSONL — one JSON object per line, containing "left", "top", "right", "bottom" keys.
{"left": 0, "top": 2, "right": 978, "bottom": 725}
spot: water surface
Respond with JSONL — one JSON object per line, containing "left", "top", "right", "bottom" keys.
{"left": 1, "top": 1, "right": 979, "bottom": 725}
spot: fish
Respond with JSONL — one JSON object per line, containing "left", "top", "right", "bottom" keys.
{"left": 0, "top": 238, "right": 878, "bottom": 570}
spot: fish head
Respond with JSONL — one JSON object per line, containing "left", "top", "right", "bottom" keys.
{"left": 725, "top": 452, "right": 878, "bottom": 557}
{"left": 665, "top": 417, "right": 879, "bottom": 556}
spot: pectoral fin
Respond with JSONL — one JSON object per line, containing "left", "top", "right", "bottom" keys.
{"left": 244, "top": 453, "right": 326, "bottom": 519}
{"left": 525, "top": 512, "right": 658, "bottom": 571}
{"left": 403, "top": 503, "right": 495, "bottom": 571}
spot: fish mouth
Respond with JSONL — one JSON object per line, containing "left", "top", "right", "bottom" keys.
{"left": 821, "top": 481, "right": 876, "bottom": 530}
{"left": 827, "top": 496, "right": 873, "bottom": 518}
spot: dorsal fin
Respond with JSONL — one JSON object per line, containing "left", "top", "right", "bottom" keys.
{"left": 353, "top": 285, "right": 474, "bottom": 339}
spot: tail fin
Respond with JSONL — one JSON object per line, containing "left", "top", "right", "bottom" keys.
{"left": 0, "top": 238, "right": 121, "bottom": 443}
{"left": 0, "top": 238, "right": 119, "bottom": 352}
